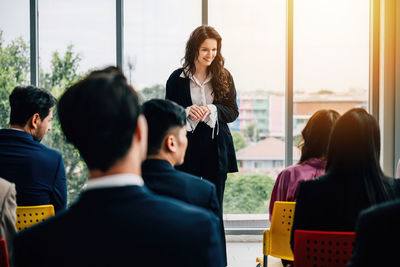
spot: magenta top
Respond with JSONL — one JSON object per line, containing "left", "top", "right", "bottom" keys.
{"left": 269, "top": 158, "right": 326, "bottom": 220}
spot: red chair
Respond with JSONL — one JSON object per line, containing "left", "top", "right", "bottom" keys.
{"left": 0, "top": 239, "right": 9, "bottom": 267}
{"left": 293, "top": 230, "right": 355, "bottom": 267}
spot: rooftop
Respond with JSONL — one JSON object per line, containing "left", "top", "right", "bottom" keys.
{"left": 236, "top": 137, "right": 301, "bottom": 160}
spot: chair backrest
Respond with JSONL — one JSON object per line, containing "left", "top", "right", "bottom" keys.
{"left": 16, "top": 205, "right": 55, "bottom": 231}
{"left": 0, "top": 239, "right": 9, "bottom": 267}
{"left": 293, "top": 230, "right": 355, "bottom": 267}
{"left": 268, "top": 201, "right": 296, "bottom": 260}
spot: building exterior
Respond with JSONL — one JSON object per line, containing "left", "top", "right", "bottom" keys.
{"left": 232, "top": 89, "right": 367, "bottom": 138}
{"left": 236, "top": 137, "right": 301, "bottom": 178}
{"left": 237, "top": 90, "right": 269, "bottom": 138}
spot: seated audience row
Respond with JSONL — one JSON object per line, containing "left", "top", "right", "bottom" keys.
{"left": 291, "top": 108, "right": 400, "bottom": 241}
{"left": 269, "top": 107, "right": 400, "bottom": 266}
{"left": 2, "top": 68, "right": 399, "bottom": 266}
{"left": 12, "top": 67, "right": 224, "bottom": 267}
{"left": 284, "top": 108, "right": 400, "bottom": 266}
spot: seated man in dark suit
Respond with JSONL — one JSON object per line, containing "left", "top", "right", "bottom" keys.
{"left": 141, "top": 99, "right": 219, "bottom": 215}
{"left": 142, "top": 99, "right": 226, "bottom": 266}
{"left": 14, "top": 67, "right": 224, "bottom": 267}
{"left": 349, "top": 198, "right": 400, "bottom": 267}
{"left": 0, "top": 86, "right": 67, "bottom": 212}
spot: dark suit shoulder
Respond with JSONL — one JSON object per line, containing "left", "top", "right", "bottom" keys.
{"left": 174, "top": 169, "right": 214, "bottom": 188}
{"left": 38, "top": 143, "right": 62, "bottom": 159}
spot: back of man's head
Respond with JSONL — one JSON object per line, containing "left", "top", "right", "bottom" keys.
{"left": 58, "top": 66, "right": 141, "bottom": 173}
{"left": 142, "top": 99, "right": 186, "bottom": 157}
{"left": 9, "top": 86, "right": 56, "bottom": 127}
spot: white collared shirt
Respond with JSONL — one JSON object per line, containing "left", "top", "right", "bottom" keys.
{"left": 180, "top": 70, "right": 218, "bottom": 133}
{"left": 83, "top": 173, "right": 144, "bottom": 191}
{"left": 9, "top": 128, "right": 24, "bottom": 132}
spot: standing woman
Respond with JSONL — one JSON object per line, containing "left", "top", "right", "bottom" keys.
{"left": 166, "top": 26, "right": 238, "bottom": 266}
{"left": 166, "top": 25, "right": 238, "bottom": 211}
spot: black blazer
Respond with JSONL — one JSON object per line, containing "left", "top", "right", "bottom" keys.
{"left": 0, "top": 129, "right": 67, "bottom": 212}
{"left": 142, "top": 159, "right": 220, "bottom": 216}
{"left": 349, "top": 198, "right": 400, "bottom": 267}
{"left": 166, "top": 68, "right": 238, "bottom": 174}
{"left": 14, "top": 185, "right": 224, "bottom": 267}
{"left": 290, "top": 173, "right": 400, "bottom": 249}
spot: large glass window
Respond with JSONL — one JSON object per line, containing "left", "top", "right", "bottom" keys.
{"left": 38, "top": 0, "right": 116, "bottom": 204}
{"left": 0, "top": 0, "right": 372, "bottom": 218}
{"left": 124, "top": 0, "right": 201, "bottom": 100}
{"left": 39, "top": 0, "right": 116, "bottom": 75}
{"left": 293, "top": 0, "right": 369, "bottom": 159}
{"left": 0, "top": 0, "right": 30, "bottom": 128}
{"left": 210, "top": 0, "right": 286, "bottom": 216}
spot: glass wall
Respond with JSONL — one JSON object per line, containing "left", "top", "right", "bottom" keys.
{"left": 293, "top": 0, "right": 369, "bottom": 162}
{"left": 0, "top": 0, "right": 30, "bottom": 128}
{"left": 39, "top": 0, "right": 116, "bottom": 76}
{"left": 38, "top": 0, "right": 116, "bottom": 204}
{"left": 124, "top": 0, "right": 201, "bottom": 99}
{"left": 0, "top": 0, "right": 373, "bottom": 213}
{"left": 210, "top": 0, "right": 286, "bottom": 215}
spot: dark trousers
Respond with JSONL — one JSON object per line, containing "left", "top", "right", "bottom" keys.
{"left": 178, "top": 123, "right": 228, "bottom": 265}
{"left": 202, "top": 172, "right": 227, "bottom": 215}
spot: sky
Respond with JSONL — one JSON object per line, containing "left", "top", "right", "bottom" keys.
{"left": 0, "top": 0, "right": 369, "bottom": 96}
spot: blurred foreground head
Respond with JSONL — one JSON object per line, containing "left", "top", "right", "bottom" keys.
{"left": 58, "top": 66, "right": 147, "bottom": 173}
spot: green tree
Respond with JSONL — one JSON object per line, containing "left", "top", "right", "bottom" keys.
{"left": 40, "top": 45, "right": 87, "bottom": 205}
{"left": 0, "top": 30, "right": 29, "bottom": 128}
{"left": 224, "top": 173, "right": 275, "bottom": 214}
{"left": 138, "top": 84, "right": 165, "bottom": 104}
{"left": 40, "top": 45, "right": 82, "bottom": 98}
{"left": 231, "top": 130, "right": 248, "bottom": 152}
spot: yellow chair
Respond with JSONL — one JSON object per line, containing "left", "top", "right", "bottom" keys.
{"left": 16, "top": 205, "right": 55, "bottom": 231}
{"left": 256, "top": 201, "right": 296, "bottom": 267}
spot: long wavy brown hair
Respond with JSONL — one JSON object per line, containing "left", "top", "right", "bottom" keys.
{"left": 183, "top": 25, "right": 230, "bottom": 102}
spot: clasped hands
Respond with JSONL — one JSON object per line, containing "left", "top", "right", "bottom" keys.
{"left": 188, "top": 105, "right": 211, "bottom": 122}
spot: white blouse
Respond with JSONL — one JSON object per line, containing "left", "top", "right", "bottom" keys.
{"left": 180, "top": 70, "right": 218, "bottom": 136}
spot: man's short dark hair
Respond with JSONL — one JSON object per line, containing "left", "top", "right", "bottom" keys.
{"left": 9, "top": 86, "right": 57, "bottom": 126}
{"left": 58, "top": 66, "right": 140, "bottom": 172}
{"left": 142, "top": 99, "right": 186, "bottom": 156}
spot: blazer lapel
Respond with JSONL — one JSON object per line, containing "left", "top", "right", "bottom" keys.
{"left": 180, "top": 76, "right": 193, "bottom": 108}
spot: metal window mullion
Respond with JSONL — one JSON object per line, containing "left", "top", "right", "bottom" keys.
{"left": 202, "top": 0, "right": 208, "bottom": 25}
{"left": 116, "top": 0, "right": 124, "bottom": 69}
{"left": 285, "top": 0, "right": 294, "bottom": 167}
{"left": 30, "top": 0, "right": 39, "bottom": 86}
